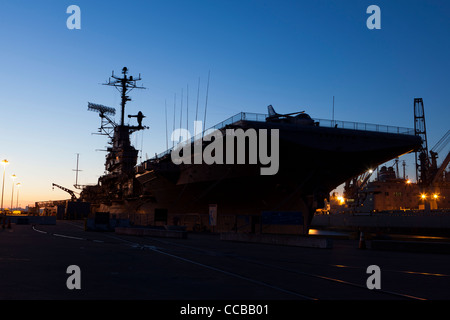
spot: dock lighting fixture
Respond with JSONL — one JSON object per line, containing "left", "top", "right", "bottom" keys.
{"left": 16, "top": 183, "right": 21, "bottom": 209}
{"left": 11, "top": 174, "right": 17, "bottom": 210}
{"left": 432, "top": 193, "right": 439, "bottom": 200}
{"left": 1, "top": 159, "right": 9, "bottom": 213}
{"left": 420, "top": 193, "right": 427, "bottom": 200}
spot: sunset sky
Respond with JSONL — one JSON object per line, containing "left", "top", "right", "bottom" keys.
{"left": 0, "top": 0, "right": 449, "bottom": 207}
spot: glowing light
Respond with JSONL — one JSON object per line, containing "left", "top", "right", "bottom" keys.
{"left": 420, "top": 193, "right": 427, "bottom": 200}
{"left": 432, "top": 193, "right": 439, "bottom": 200}
{"left": 337, "top": 196, "right": 345, "bottom": 205}
{"left": 406, "top": 179, "right": 412, "bottom": 184}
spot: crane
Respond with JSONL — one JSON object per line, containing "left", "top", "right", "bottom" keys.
{"left": 429, "top": 130, "right": 450, "bottom": 186}
{"left": 417, "top": 128, "right": 450, "bottom": 186}
{"left": 431, "top": 151, "right": 450, "bottom": 185}
{"left": 52, "top": 183, "right": 78, "bottom": 201}
{"left": 414, "top": 98, "right": 449, "bottom": 211}
{"left": 414, "top": 98, "right": 430, "bottom": 185}
{"left": 343, "top": 169, "right": 374, "bottom": 211}
{"left": 429, "top": 129, "right": 450, "bottom": 172}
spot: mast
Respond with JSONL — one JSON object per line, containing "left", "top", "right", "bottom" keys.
{"left": 88, "top": 67, "right": 148, "bottom": 176}
{"left": 103, "top": 67, "right": 146, "bottom": 126}
{"left": 73, "top": 153, "right": 82, "bottom": 189}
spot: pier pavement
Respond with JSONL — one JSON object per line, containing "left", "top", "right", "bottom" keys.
{"left": 0, "top": 220, "right": 448, "bottom": 303}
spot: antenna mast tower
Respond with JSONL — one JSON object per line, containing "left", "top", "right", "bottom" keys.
{"left": 414, "top": 98, "right": 429, "bottom": 185}
{"left": 87, "top": 67, "right": 148, "bottom": 177}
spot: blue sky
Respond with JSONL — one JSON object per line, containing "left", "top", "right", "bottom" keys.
{"left": 0, "top": 0, "right": 449, "bottom": 206}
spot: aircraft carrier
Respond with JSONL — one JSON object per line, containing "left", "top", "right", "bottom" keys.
{"left": 78, "top": 67, "right": 422, "bottom": 234}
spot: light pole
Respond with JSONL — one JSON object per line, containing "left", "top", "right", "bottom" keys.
{"left": 16, "top": 183, "right": 21, "bottom": 210}
{"left": 1, "top": 159, "right": 9, "bottom": 213}
{"left": 11, "top": 174, "right": 17, "bottom": 210}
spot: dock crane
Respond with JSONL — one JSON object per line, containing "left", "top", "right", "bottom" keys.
{"left": 52, "top": 183, "right": 78, "bottom": 201}
{"left": 427, "top": 138, "right": 450, "bottom": 210}
{"left": 431, "top": 151, "right": 450, "bottom": 185}
{"left": 429, "top": 130, "right": 450, "bottom": 182}
{"left": 414, "top": 98, "right": 430, "bottom": 185}
{"left": 414, "top": 98, "right": 450, "bottom": 210}
{"left": 429, "top": 130, "right": 450, "bottom": 189}
{"left": 343, "top": 169, "right": 374, "bottom": 211}
{"left": 413, "top": 100, "right": 450, "bottom": 185}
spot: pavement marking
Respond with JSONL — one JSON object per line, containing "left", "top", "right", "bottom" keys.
{"left": 235, "top": 256, "right": 427, "bottom": 300}
{"left": 32, "top": 227, "right": 48, "bottom": 234}
{"left": 101, "top": 233, "right": 140, "bottom": 245}
{"left": 59, "top": 221, "right": 85, "bottom": 229}
{"left": 400, "top": 270, "right": 449, "bottom": 277}
{"left": 148, "top": 247, "right": 317, "bottom": 300}
{"left": 0, "top": 257, "right": 31, "bottom": 261}
{"left": 30, "top": 224, "right": 433, "bottom": 300}
{"left": 53, "top": 233, "right": 86, "bottom": 241}
{"left": 331, "top": 264, "right": 449, "bottom": 277}
{"left": 109, "top": 234, "right": 430, "bottom": 300}
{"left": 101, "top": 233, "right": 316, "bottom": 299}
{"left": 32, "top": 225, "right": 104, "bottom": 243}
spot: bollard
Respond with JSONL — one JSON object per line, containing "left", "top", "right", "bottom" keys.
{"left": 359, "top": 231, "right": 366, "bottom": 249}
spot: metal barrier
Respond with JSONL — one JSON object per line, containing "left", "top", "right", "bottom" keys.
{"left": 149, "top": 112, "right": 415, "bottom": 161}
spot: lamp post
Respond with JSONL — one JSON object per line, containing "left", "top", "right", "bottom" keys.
{"left": 10, "top": 174, "right": 17, "bottom": 210}
{"left": 1, "top": 159, "right": 9, "bottom": 213}
{"left": 16, "top": 183, "right": 21, "bottom": 210}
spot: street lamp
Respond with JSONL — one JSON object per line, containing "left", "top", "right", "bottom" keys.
{"left": 11, "top": 174, "right": 17, "bottom": 210}
{"left": 16, "top": 183, "right": 21, "bottom": 210}
{"left": 1, "top": 159, "right": 9, "bottom": 213}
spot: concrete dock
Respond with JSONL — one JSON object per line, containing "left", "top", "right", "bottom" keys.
{"left": 0, "top": 219, "right": 449, "bottom": 303}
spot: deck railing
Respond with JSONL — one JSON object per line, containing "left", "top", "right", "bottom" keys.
{"left": 152, "top": 112, "right": 415, "bottom": 160}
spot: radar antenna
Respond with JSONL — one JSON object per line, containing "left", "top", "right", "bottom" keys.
{"left": 88, "top": 102, "right": 117, "bottom": 138}
{"left": 104, "top": 66, "right": 146, "bottom": 126}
